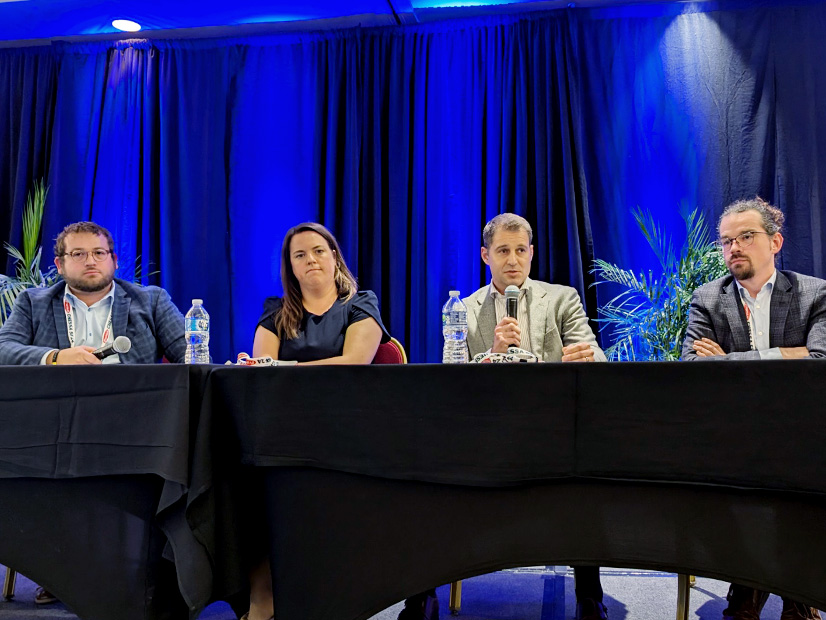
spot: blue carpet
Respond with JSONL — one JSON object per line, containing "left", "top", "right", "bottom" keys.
{"left": 0, "top": 565, "right": 805, "bottom": 620}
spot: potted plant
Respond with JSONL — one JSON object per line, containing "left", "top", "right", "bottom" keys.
{"left": 591, "top": 207, "right": 729, "bottom": 361}
{"left": 0, "top": 180, "right": 60, "bottom": 326}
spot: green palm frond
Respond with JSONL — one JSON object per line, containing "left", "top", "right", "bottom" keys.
{"left": 4, "top": 244, "right": 25, "bottom": 269}
{"left": 22, "top": 180, "right": 48, "bottom": 269}
{"left": 0, "top": 179, "right": 55, "bottom": 326}
{"left": 0, "top": 275, "right": 31, "bottom": 325}
{"left": 591, "top": 207, "right": 729, "bottom": 361}
{"left": 633, "top": 207, "right": 676, "bottom": 273}
{"left": 3, "top": 180, "right": 50, "bottom": 286}
{"left": 119, "top": 254, "right": 160, "bottom": 283}
{"left": 591, "top": 260, "right": 647, "bottom": 293}
{"left": 1, "top": 179, "right": 155, "bottom": 327}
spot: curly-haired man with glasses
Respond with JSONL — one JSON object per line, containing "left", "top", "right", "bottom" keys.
{"left": 682, "top": 197, "right": 825, "bottom": 620}
{"left": 0, "top": 221, "right": 186, "bottom": 366}
{"left": 683, "top": 197, "right": 826, "bottom": 363}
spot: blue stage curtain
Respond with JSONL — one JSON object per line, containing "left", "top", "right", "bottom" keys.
{"left": 572, "top": 0, "right": 826, "bottom": 285}
{"left": 2, "top": 0, "right": 826, "bottom": 362}
{"left": 35, "top": 40, "right": 238, "bottom": 356}
{"left": 0, "top": 47, "right": 57, "bottom": 272}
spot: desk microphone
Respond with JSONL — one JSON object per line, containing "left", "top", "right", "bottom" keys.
{"left": 93, "top": 336, "right": 131, "bottom": 360}
{"left": 505, "top": 285, "right": 520, "bottom": 319}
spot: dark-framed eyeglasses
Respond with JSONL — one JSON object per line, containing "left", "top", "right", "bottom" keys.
{"left": 715, "top": 231, "right": 771, "bottom": 250}
{"left": 62, "top": 249, "right": 112, "bottom": 263}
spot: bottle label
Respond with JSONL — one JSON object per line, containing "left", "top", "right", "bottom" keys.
{"left": 186, "top": 318, "right": 209, "bottom": 332}
{"left": 446, "top": 309, "right": 466, "bottom": 323}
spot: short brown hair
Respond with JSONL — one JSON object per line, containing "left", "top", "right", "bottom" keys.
{"left": 719, "top": 197, "right": 785, "bottom": 235}
{"left": 482, "top": 213, "right": 533, "bottom": 248}
{"left": 54, "top": 222, "right": 115, "bottom": 258}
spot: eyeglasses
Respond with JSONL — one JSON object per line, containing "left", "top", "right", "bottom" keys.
{"left": 62, "top": 250, "right": 112, "bottom": 262}
{"left": 715, "top": 231, "right": 771, "bottom": 250}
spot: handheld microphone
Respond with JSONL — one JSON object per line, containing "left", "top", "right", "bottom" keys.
{"left": 504, "top": 285, "right": 520, "bottom": 319}
{"left": 93, "top": 336, "right": 131, "bottom": 360}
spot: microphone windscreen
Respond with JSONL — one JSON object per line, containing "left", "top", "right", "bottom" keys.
{"left": 504, "top": 285, "right": 520, "bottom": 300}
{"left": 112, "top": 336, "right": 132, "bottom": 354}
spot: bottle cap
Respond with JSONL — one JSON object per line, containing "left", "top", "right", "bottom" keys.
{"left": 192, "top": 299, "right": 203, "bottom": 305}
{"left": 449, "top": 290, "right": 460, "bottom": 297}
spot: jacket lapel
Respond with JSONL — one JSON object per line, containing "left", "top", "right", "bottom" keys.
{"left": 52, "top": 283, "right": 71, "bottom": 350}
{"left": 769, "top": 270, "right": 792, "bottom": 347}
{"left": 113, "top": 282, "right": 130, "bottom": 342}
{"left": 721, "top": 279, "right": 752, "bottom": 351}
{"left": 476, "top": 292, "right": 497, "bottom": 352}
{"left": 525, "top": 280, "right": 549, "bottom": 356}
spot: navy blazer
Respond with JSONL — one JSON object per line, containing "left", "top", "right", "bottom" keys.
{"left": 0, "top": 278, "right": 186, "bottom": 365}
{"left": 681, "top": 270, "right": 826, "bottom": 360}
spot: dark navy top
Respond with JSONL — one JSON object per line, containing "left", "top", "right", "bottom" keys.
{"left": 257, "top": 290, "right": 390, "bottom": 363}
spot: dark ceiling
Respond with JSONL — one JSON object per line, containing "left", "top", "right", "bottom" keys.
{"left": 0, "top": 0, "right": 697, "bottom": 45}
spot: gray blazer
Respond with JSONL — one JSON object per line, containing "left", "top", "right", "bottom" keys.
{"left": 0, "top": 278, "right": 186, "bottom": 365}
{"left": 681, "top": 270, "right": 826, "bottom": 360}
{"left": 463, "top": 278, "right": 606, "bottom": 362}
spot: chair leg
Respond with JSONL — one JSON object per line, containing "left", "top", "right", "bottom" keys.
{"left": 2, "top": 568, "right": 16, "bottom": 600}
{"left": 676, "top": 574, "right": 691, "bottom": 620}
{"left": 448, "top": 580, "right": 462, "bottom": 615}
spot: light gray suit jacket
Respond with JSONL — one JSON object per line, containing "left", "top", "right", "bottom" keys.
{"left": 463, "top": 278, "right": 606, "bottom": 362}
{"left": 681, "top": 270, "right": 826, "bottom": 360}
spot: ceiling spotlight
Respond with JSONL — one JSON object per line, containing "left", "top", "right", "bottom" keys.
{"left": 112, "top": 19, "right": 142, "bottom": 32}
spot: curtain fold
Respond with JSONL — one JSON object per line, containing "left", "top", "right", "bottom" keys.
{"left": 157, "top": 46, "right": 235, "bottom": 358}
{"left": 0, "top": 48, "right": 57, "bottom": 272}
{"left": 3, "top": 1, "right": 826, "bottom": 362}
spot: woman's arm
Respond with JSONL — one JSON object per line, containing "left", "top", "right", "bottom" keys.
{"left": 299, "top": 318, "right": 382, "bottom": 365}
{"left": 252, "top": 326, "right": 281, "bottom": 360}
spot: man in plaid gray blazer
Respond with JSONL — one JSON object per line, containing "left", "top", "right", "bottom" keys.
{"left": 0, "top": 221, "right": 186, "bottom": 605}
{"left": 682, "top": 198, "right": 825, "bottom": 620}
{"left": 682, "top": 270, "right": 826, "bottom": 361}
{"left": 0, "top": 221, "right": 185, "bottom": 366}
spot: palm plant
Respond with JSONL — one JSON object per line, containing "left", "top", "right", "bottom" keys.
{"left": 591, "top": 207, "right": 729, "bottom": 361}
{"left": 0, "top": 180, "right": 60, "bottom": 326}
{"left": 0, "top": 180, "right": 158, "bottom": 328}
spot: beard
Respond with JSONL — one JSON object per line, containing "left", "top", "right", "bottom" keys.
{"left": 62, "top": 271, "right": 114, "bottom": 293}
{"left": 727, "top": 256, "right": 754, "bottom": 281}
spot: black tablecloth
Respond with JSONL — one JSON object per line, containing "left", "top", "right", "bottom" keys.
{"left": 213, "top": 361, "right": 826, "bottom": 493}
{"left": 3, "top": 361, "right": 826, "bottom": 620}
{"left": 0, "top": 365, "right": 191, "bottom": 481}
{"left": 207, "top": 361, "right": 826, "bottom": 620}
{"left": 0, "top": 365, "right": 212, "bottom": 620}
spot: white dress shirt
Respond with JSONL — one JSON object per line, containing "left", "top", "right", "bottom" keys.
{"left": 489, "top": 279, "right": 533, "bottom": 352}
{"left": 735, "top": 270, "right": 781, "bottom": 360}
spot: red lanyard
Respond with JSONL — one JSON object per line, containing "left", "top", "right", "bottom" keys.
{"left": 63, "top": 294, "right": 114, "bottom": 349}
{"left": 742, "top": 300, "right": 755, "bottom": 351}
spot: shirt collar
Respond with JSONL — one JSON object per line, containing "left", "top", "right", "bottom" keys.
{"left": 64, "top": 281, "right": 117, "bottom": 310}
{"left": 489, "top": 277, "right": 530, "bottom": 299}
{"left": 736, "top": 269, "right": 777, "bottom": 300}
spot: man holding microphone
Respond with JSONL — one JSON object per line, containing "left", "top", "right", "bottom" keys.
{"left": 463, "top": 213, "right": 607, "bottom": 620}
{"left": 464, "top": 213, "right": 604, "bottom": 363}
{"left": 0, "top": 221, "right": 185, "bottom": 605}
{"left": 0, "top": 221, "right": 185, "bottom": 366}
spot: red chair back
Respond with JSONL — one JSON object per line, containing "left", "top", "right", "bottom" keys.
{"left": 372, "top": 337, "right": 407, "bottom": 364}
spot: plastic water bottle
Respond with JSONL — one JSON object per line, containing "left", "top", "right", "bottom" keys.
{"left": 442, "top": 290, "right": 469, "bottom": 363}
{"left": 185, "top": 299, "right": 210, "bottom": 364}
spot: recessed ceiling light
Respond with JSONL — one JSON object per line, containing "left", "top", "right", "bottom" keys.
{"left": 112, "top": 19, "right": 141, "bottom": 32}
